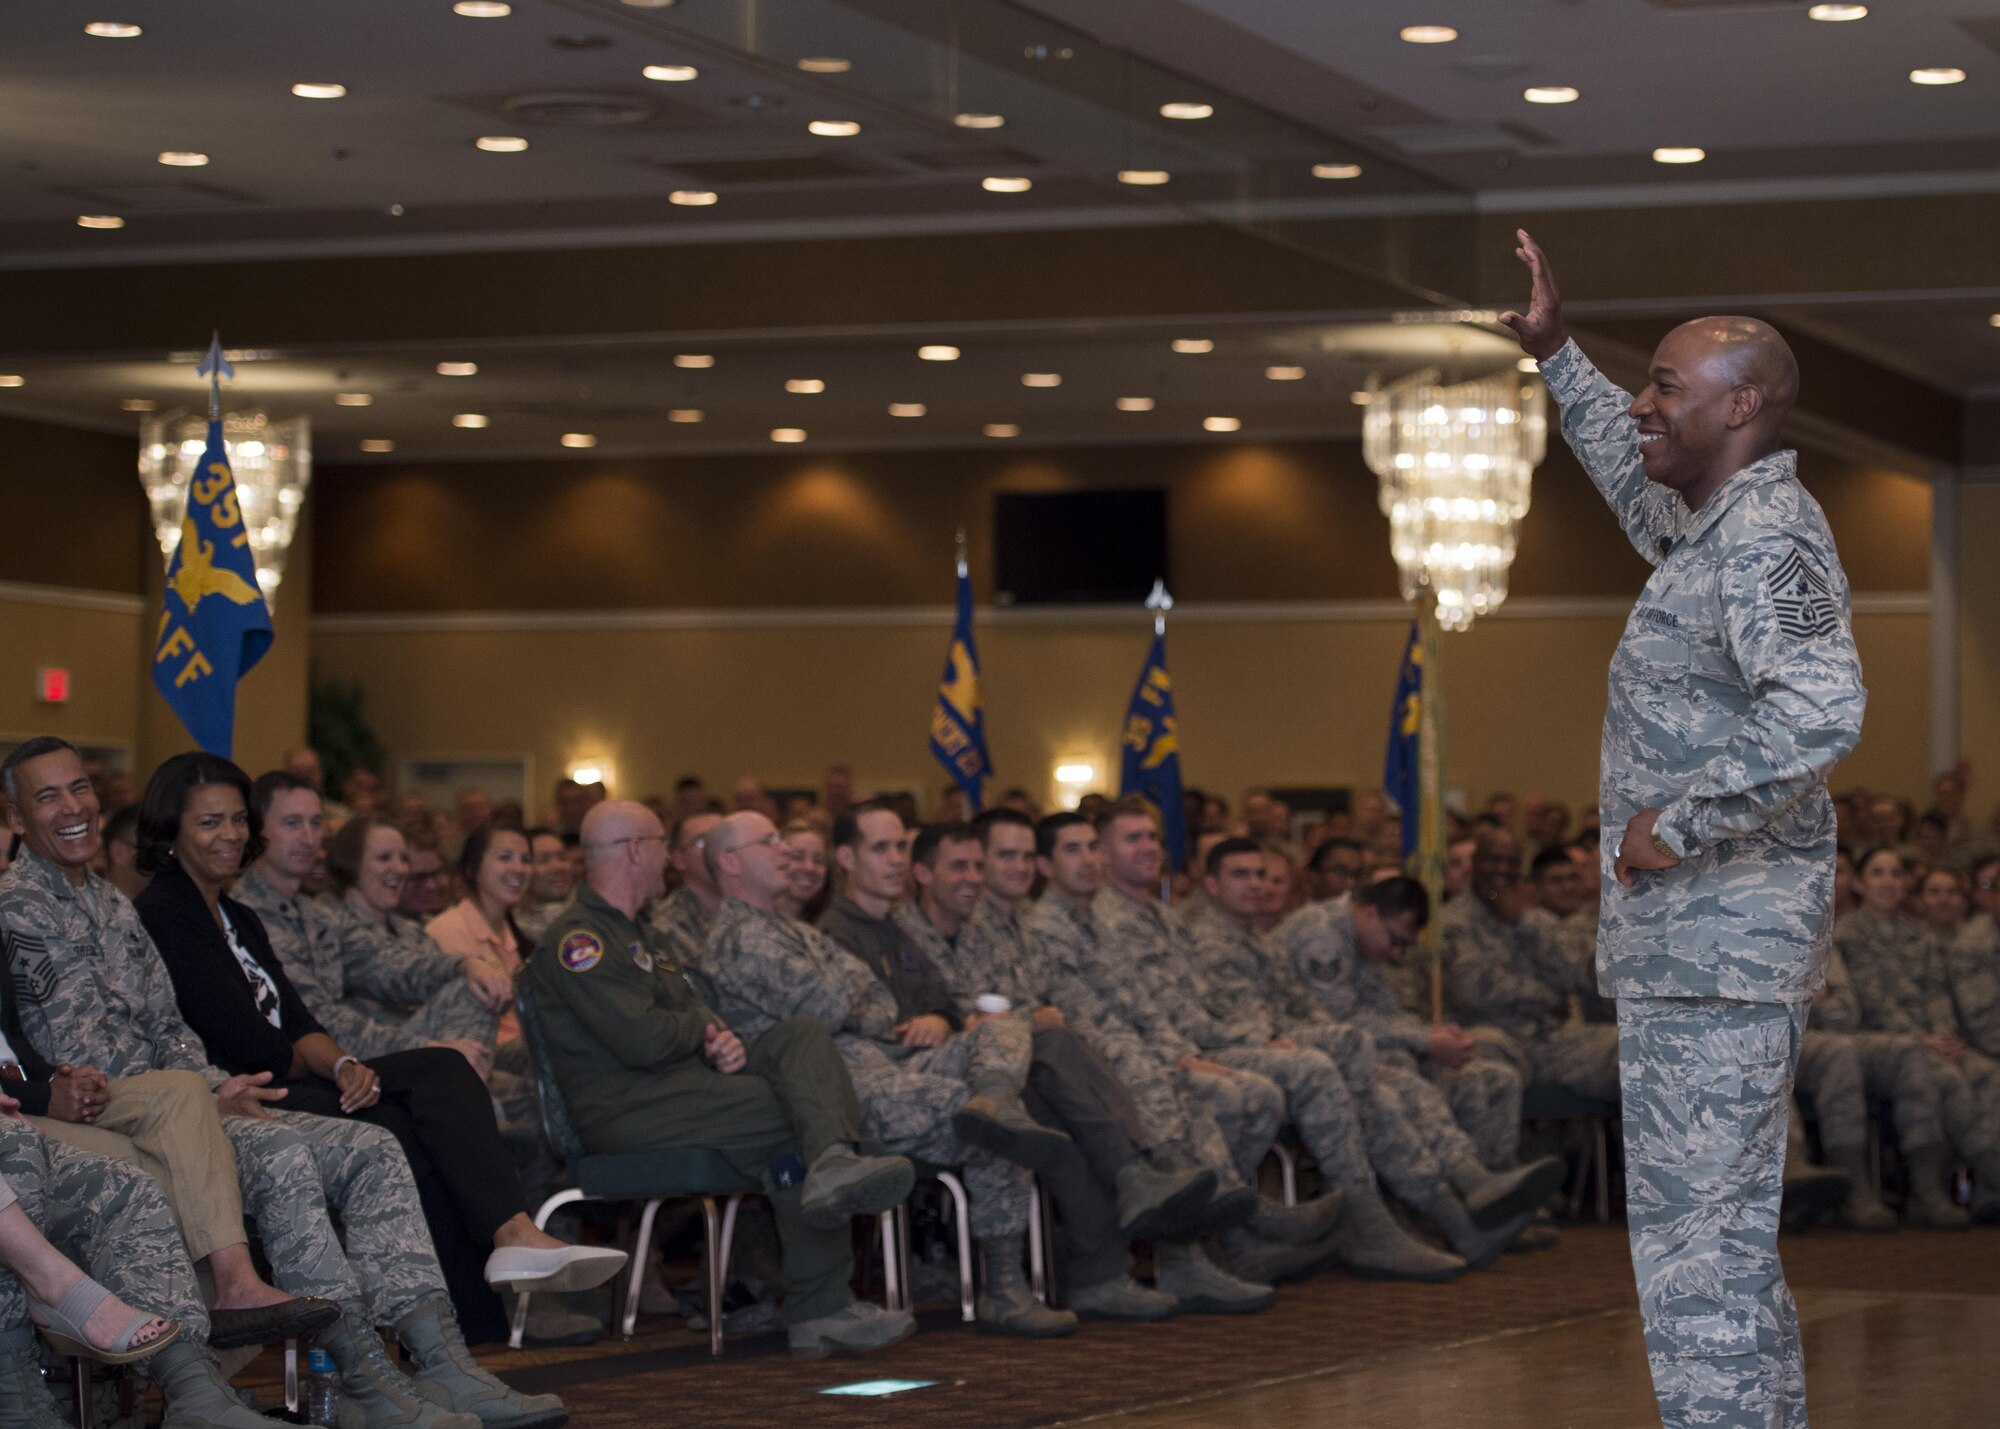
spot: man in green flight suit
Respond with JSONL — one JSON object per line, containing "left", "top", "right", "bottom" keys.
{"left": 523, "top": 800, "right": 918, "bottom": 1358}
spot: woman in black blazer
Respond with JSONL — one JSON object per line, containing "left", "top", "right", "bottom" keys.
{"left": 132, "top": 753, "right": 623, "bottom": 1347}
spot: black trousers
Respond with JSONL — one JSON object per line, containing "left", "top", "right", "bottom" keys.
{"left": 281, "top": 1047, "right": 526, "bottom": 1344}
{"left": 1021, "top": 1024, "right": 1148, "bottom": 1289}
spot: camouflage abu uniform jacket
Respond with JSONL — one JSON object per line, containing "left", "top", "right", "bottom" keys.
{"left": 1278, "top": 900, "right": 1433, "bottom": 1057}
{"left": 1438, "top": 893, "right": 1572, "bottom": 1044}
{"left": 1088, "top": 887, "right": 1219, "bottom": 1059}
{"left": 703, "top": 898, "right": 898, "bottom": 1053}
{"left": 0, "top": 849, "right": 220, "bottom": 1082}
{"left": 648, "top": 886, "right": 718, "bottom": 977}
{"left": 928, "top": 897, "right": 1045, "bottom": 1019}
{"left": 1183, "top": 904, "right": 1319, "bottom": 1046}
{"left": 1831, "top": 908, "right": 1957, "bottom": 1037}
{"left": 1949, "top": 914, "right": 2000, "bottom": 1057}
{"left": 1543, "top": 339, "right": 1866, "bottom": 1003}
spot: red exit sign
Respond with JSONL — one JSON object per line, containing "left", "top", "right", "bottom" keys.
{"left": 36, "top": 667, "right": 70, "bottom": 704}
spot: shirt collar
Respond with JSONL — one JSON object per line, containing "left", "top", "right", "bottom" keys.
{"left": 17, "top": 847, "right": 86, "bottom": 904}
{"left": 1673, "top": 449, "right": 1796, "bottom": 549}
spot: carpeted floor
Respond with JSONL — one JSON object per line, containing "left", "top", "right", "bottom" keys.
{"left": 229, "top": 1222, "right": 2000, "bottom": 1427}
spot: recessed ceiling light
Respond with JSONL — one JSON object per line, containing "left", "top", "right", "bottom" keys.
{"left": 797, "top": 57, "right": 851, "bottom": 73}
{"left": 982, "top": 176, "right": 1033, "bottom": 193}
{"left": 1203, "top": 416, "right": 1242, "bottom": 432}
{"left": 771, "top": 427, "right": 807, "bottom": 443}
{"left": 919, "top": 345, "right": 961, "bottom": 361}
{"left": 888, "top": 402, "right": 926, "bottom": 417}
{"left": 1910, "top": 67, "right": 1966, "bottom": 85}
{"left": 1265, "top": 365, "right": 1305, "bottom": 381}
{"left": 561, "top": 433, "right": 597, "bottom": 448}
{"left": 334, "top": 392, "right": 374, "bottom": 406}
{"left": 669, "top": 189, "right": 718, "bottom": 206}
{"left": 1118, "top": 169, "right": 1171, "bottom": 185}
{"left": 1807, "top": 3, "right": 1866, "bottom": 18}
{"left": 84, "top": 22, "right": 142, "bottom": 38}
{"left": 1524, "top": 86, "right": 1579, "bottom": 104}
{"left": 1116, "top": 397, "right": 1155, "bottom": 412}
{"left": 452, "top": 1, "right": 511, "bottom": 15}
{"left": 76, "top": 214, "right": 125, "bottom": 229}
{"left": 674, "top": 354, "right": 714, "bottom": 368}
{"left": 453, "top": 413, "right": 489, "bottom": 428}
{"left": 621, "top": 0, "right": 676, "bottom": 7}
{"left": 808, "top": 120, "right": 861, "bottom": 137}
{"left": 1171, "top": 338, "right": 1214, "bottom": 354}
{"left": 643, "top": 64, "right": 699, "bottom": 82}
{"left": 475, "top": 135, "right": 529, "bottom": 153}
{"left": 120, "top": 397, "right": 155, "bottom": 411}
{"left": 1989, "top": 313, "right": 2000, "bottom": 327}
{"left": 785, "top": 378, "right": 826, "bottom": 394}
{"left": 1021, "top": 372, "right": 1061, "bottom": 388}
{"left": 954, "top": 112, "right": 1005, "bottom": 129}
{"left": 1517, "top": 356, "right": 1540, "bottom": 372}
{"left": 1159, "top": 102, "right": 1213, "bottom": 120}
{"left": 437, "top": 361, "right": 478, "bottom": 376}
{"left": 0, "top": 376, "right": 24, "bottom": 389}
{"left": 359, "top": 439, "right": 397, "bottom": 453}
{"left": 1651, "top": 146, "right": 1706, "bottom": 164}
{"left": 1312, "top": 162, "right": 1363, "bottom": 180}
{"left": 669, "top": 408, "right": 704, "bottom": 423}
{"left": 1399, "top": 25, "right": 1458, "bottom": 43}
{"left": 157, "top": 151, "right": 210, "bottom": 167}
{"left": 1350, "top": 390, "right": 1373, "bottom": 405}
{"left": 984, "top": 423, "right": 1020, "bottom": 438}
{"left": 291, "top": 83, "right": 347, "bottom": 99}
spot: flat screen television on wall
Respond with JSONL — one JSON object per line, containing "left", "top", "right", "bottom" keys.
{"left": 992, "top": 488, "right": 1168, "bottom": 606}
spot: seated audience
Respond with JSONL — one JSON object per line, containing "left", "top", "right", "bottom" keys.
{"left": 428, "top": 823, "right": 533, "bottom": 1046}
{"left": 513, "top": 827, "right": 575, "bottom": 944}
{"left": 776, "top": 822, "right": 831, "bottom": 924}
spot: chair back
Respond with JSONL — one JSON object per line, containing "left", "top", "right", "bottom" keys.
{"left": 511, "top": 974, "right": 589, "bottom": 1171}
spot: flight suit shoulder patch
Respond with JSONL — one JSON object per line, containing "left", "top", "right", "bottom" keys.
{"left": 558, "top": 931, "right": 604, "bottom": 972}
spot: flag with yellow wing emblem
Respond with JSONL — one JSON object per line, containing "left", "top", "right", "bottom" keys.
{"left": 929, "top": 556, "right": 992, "bottom": 812}
{"left": 1119, "top": 626, "right": 1187, "bottom": 870}
{"left": 1383, "top": 619, "right": 1423, "bottom": 860}
{"left": 152, "top": 418, "right": 273, "bottom": 755}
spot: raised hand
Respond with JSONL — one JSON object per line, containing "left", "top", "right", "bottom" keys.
{"left": 1498, "top": 228, "right": 1567, "bottom": 362}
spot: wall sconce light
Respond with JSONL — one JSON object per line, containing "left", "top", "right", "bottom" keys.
{"left": 568, "top": 759, "right": 613, "bottom": 788}
{"left": 1053, "top": 760, "right": 1098, "bottom": 810}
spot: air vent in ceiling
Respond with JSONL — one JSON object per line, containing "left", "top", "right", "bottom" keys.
{"left": 646, "top": 153, "right": 882, "bottom": 184}
{"left": 503, "top": 91, "right": 655, "bottom": 126}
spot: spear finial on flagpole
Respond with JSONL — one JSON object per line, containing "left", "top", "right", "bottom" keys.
{"left": 1145, "top": 578, "right": 1173, "bottom": 638}
{"left": 195, "top": 331, "right": 234, "bottom": 421}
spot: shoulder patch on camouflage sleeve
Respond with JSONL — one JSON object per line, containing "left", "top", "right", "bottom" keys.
{"left": 557, "top": 931, "right": 603, "bottom": 973}
{"left": 3, "top": 931, "right": 56, "bottom": 1006}
{"left": 1767, "top": 545, "right": 1840, "bottom": 641}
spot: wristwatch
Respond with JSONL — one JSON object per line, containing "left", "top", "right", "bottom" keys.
{"left": 1649, "top": 829, "right": 1680, "bottom": 864}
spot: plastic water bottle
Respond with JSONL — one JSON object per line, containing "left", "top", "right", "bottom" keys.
{"left": 304, "top": 1347, "right": 342, "bottom": 1427}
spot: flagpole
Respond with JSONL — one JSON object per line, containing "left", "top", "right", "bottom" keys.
{"left": 1145, "top": 579, "right": 1174, "bottom": 900}
{"left": 1416, "top": 581, "right": 1448, "bottom": 1024}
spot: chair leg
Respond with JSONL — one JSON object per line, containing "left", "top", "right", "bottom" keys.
{"left": 285, "top": 1339, "right": 299, "bottom": 1413}
{"left": 894, "top": 1205, "right": 914, "bottom": 1312}
{"left": 878, "top": 1212, "right": 902, "bottom": 1311}
{"left": 1271, "top": 1143, "right": 1298, "bottom": 1207}
{"left": 70, "top": 1357, "right": 88, "bottom": 1429}
{"left": 934, "top": 1171, "right": 975, "bottom": 1324}
{"left": 1595, "top": 1119, "right": 1611, "bottom": 1223}
{"left": 623, "top": 1198, "right": 666, "bottom": 1341}
{"left": 1026, "top": 1181, "right": 1047, "bottom": 1303}
{"left": 702, "top": 1197, "right": 725, "bottom": 1359}
{"left": 1566, "top": 1124, "right": 1588, "bottom": 1222}
{"left": 718, "top": 1195, "right": 744, "bottom": 1286}
{"left": 510, "top": 1189, "right": 591, "bottom": 1350}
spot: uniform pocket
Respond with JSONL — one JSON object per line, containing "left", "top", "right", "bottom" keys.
{"left": 1660, "top": 1305, "right": 1759, "bottom": 1359}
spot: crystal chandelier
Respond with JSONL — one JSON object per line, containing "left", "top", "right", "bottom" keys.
{"left": 138, "top": 410, "right": 312, "bottom": 597}
{"left": 1363, "top": 366, "right": 1547, "bottom": 630}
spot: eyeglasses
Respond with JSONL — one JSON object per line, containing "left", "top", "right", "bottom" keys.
{"left": 602, "top": 835, "right": 668, "bottom": 849}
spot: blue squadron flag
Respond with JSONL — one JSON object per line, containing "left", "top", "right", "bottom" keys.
{"left": 1120, "top": 618, "right": 1188, "bottom": 870}
{"left": 1383, "top": 619, "right": 1423, "bottom": 859}
{"left": 152, "top": 353, "right": 273, "bottom": 756}
{"left": 929, "top": 554, "right": 992, "bottom": 812}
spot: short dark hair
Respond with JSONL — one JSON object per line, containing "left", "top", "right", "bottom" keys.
{"left": 1306, "top": 836, "right": 1364, "bottom": 873}
{"left": 831, "top": 797, "right": 902, "bottom": 851}
{"left": 1205, "top": 836, "right": 1264, "bottom": 877}
{"left": 0, "top": 736, "right": 81, "bottom": 806}
{"left": 1856, "top": 845, "right": 1905, "bottom": 878}
{"left": 1035, "top": 811, "right": 1091, "bottom": 858}
{"left": 523, "top": 824, "right": 562, "bottom": 849}
{"left": 674, "top": 775, "right": 703, "bottom": 793}
{"left": 1530, "top": 845, "right": 1575, "bottom": 879}
{"left": 971, "top": 807, "right": 1034, "bottom": 848}
{"left": 137, "top": 751, "right": 257, "bottom": 875}
{"left": 102, "top": 804, "right": 141, "bottom": 849}
{"left": 1092, "top": 795, "right": 1158, "bottom": 835}
{"left": 1357, "top": 875, "right": 1431, "bottom": 929}
{"left": 912, "top": 821, "right": 980, "bottom": 869}
{"left": 668, "top": 809, "right": 717, "bottom": 851}
{"left": 327, "top": 815, "right": 387, "bottom": 894}
{"left": 457, "top": 820, "right": 529, "bottom": 887}
{"left": 251, "top": 769, "right": 318, "bottom": 823}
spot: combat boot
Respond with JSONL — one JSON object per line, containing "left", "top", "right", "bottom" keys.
{"left": 799, "top": 1145, "right": 916, "bottom": 1229}
{"left": 1905, "top": 1145, "right": 1971, "bottom": 1230}
{"left": 1450, "top": 1155, "right": 1568, "bottom": 1231}
{"left": 974, "top": 1236, "right": 1077, "bottom": 1338}
{"left": 1779, "top": 1164, "right": 1852, "bottom": 1233}
{"left": 1152, "top": 1243, "right": 1275, "bottom": 1314}
{"left": 317, "top": 1311, "right": 482, "bottom": 1429}
{"left": 1194, "top": 1184, "right": 1259, "bottom": 1232}
{"left": 787, "top": 1300, "right": 916, "bottom": 1358}
{"left": 153, "top": 1341, "right": 289, "bottom": 1428}
{"left": 1970, "top": 1150, "right": 2000, "bottom": 1226}
{"left": 1419, "top": 1182, "right": 1537, "bottom": 1270}
{"left": 1211, "top": 1225, "right": 1344, "bottom": 1286}
{"left": 1114, "top": 1161, "right": 1216, "bottom": 1242}
{"left": 0, "top": 1326, "right": 71, "bottom": 1429}
{"left": 1068, "top": 1273, "right": 1178, "bottom": 1322}
{"left": 1334, "top": 1187, "right": 1465, "bottom": 1282}
{"left": 1246, "top": 1190, "right": 1343, "bottom": 1245}
{"left": 396, "top": 1297, "right": 566, "bottom": 1429}
{"left": 952, "top": 1079, "right": 1073, "bottom": 1173}
{"left": 1822, "top": 1143, "right": 1896, "bottom": 1233}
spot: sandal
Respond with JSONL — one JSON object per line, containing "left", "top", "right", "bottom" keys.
{"left": 29, "top": 1277, "right": 179, "bottom": 1365}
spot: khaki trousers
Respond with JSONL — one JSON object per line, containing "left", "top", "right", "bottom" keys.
{"left": 29, "top": 1068, "right": 245, "bottom": 1264}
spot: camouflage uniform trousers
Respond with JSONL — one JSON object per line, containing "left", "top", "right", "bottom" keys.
{"left": 1794, "top": 1029, "right": 1943, "bottom": 1155}
{"left": 837, "top": 1027, "right": 1032, "bottom": 1240}
{"left": 1178, "top": 1065, "right": 1284, "bottom": 1185}
{"left": 1620, "top": 997, "right": 1807, "bottom": 1429}
{"left": 1202, "top": 1045, "right": 1410, "bottom": 1201}
{"left": 1069, "top": 1018, "right": 1273, "bottom": 1191}
{"left": 1934, "top": 1048, "right": 2000, "bottom": 1165}
{"left": 0, "top": 1118, "right": 212, "bottom": 1380}
{"left": 1386, "top": 1049, "right": 1525, "bottom": 1171}
{"left": 1529, "top": 1024, "right": 1623, "bottom": 1105}
{"left": 225, "top": 1109, "right": 447, "bottom": 1326}
{"left": 1278, "top": 1026, "right": 1473, "bottom": 1205}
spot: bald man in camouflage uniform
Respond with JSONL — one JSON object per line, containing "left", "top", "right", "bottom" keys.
{"left": 1507, "top": 231, "right": 1868, "bottom": 1428}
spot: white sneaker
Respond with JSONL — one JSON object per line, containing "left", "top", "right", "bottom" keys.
{"left": 484, "top": 1244, "right": 628, "bottom": 1293}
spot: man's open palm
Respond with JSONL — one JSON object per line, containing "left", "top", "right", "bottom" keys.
{"left": 1499, "top": 229, "right": 1566, "bottom": 361}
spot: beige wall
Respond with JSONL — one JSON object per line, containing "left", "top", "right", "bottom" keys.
{"left": 0, "top": 592, "right": 146, "bottom": 761}
{"left": 310, "top": 605, "right": 1932, "bottom": 819}
{"left": 1962, "top": 482, "right": 2000, "bottom": 782}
